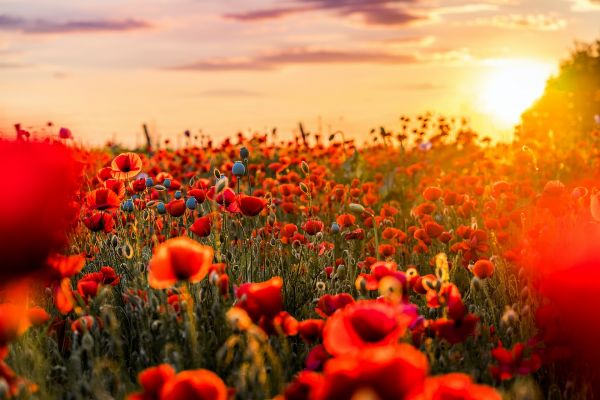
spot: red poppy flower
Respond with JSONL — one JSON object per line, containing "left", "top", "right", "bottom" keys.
{"left": 490, "top": 342, "right": 541, "bottom": 381}
{"left": 423, "top": 186, "right": 443, "bottom": 201}
{"left": 0, "top": 304, "right": 30, "bottom": 348}
{"left": 190, "top": 216, "right": 212, "bottom": 237}
{"left": 239, "top": 195, "right": 267, "bottom": 217}
{"left": 316, "top": 344, "right": 428, "bottom": 400}
{"left": 408, "top": 373, "right": 501, "bottom": 400}
{"left": 429, "top": 314, "right": 478, "bottom": 344}
{"left": 188, "top": 189, "right": 207, "bottom": 204}
{"left": 86, "top": 189, "right": 120, "bottom": 211}
{"left": 83, "top": 211, "right": 115, "bottom": 233}
{"left": 472, "top": 259, "right": 494, "bottom": 279}
{"left": 336, "top": 214, "right": 356, "bottom": 228}
{"left": 166, "top": 199, "right": 186, "bottom": 217}
{"left": 46, "top": 254, "right": 86, "bottom": 280}
{"left": 71, "top": 316, "right": 97, "bottom": 333}
{"left": 111, "top": 152, "right": 143, "bottom": 180}
{"left": 315, "top": 293, "right": 354, "bottom": 318}
{"left": 27, "top": 306, "right": 50, "bottom": 326}
{"left": 323, "top": 300, "right": 415, "bottom": 356}
{"left": 302, "top": 219, "right": 324, "bottom": 236}
{"left": 282, "top": 371, "right": 324, "bottom": 400}
{"left": 298, "top": 319, "right": 325, "bottom": 343}
{"left": 378, "top": 244, "right": 396, "bottom": 258}
{"left": 128, "top": 364, "right": 175, "bottom": 400}
{"left": 424, "top": 221, "right": 444, "bottom": 238}
{"left": 235, "top": 277, "right": 283, "bottom": 322}
{"left": 0, "top": 139, "right": 81, "bottom": 284}
{"left": 148, "top": 237, "right": 214, "bottom": 289}
{"left": 160, "top": 369, "right": 228, "bottom": 400}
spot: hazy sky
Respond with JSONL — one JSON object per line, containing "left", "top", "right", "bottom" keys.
{"left": 1, "top": 0, "right": 599, "bottom": 146}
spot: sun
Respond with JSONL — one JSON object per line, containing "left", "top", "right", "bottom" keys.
{"left": 479, "top": 59, "right": 555, "bottom": 126}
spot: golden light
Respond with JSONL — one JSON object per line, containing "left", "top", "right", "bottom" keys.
{"left": 479, "top": 59, "right": 555, "bottom": 126}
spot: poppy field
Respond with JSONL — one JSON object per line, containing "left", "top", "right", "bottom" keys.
{"left": 1, "top": 118, "right": 600, "bottom": 400}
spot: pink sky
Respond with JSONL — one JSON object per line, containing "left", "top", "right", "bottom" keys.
{"left": 1, "top": 0, "right": 599, "bottom": 146}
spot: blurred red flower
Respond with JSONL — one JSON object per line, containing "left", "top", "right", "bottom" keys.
{"left": 0, "top": 140, "right": 81, "bottom": 284}
{"left": 316, "top": 344, "right": 428, "bottom": 400}
{"left": 235, "top": 276, "right": 283, "bottom": 323}
{"left": 323, "top": 300, "right": 415, "bottom": 356}
{"left": 148, "top": 237, "right": 213, "bottom": 289}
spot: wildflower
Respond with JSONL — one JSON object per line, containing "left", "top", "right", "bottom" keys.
{"left": 281, "top": 371, "right": 324, "bottom": 400}
{"left": 148, "top": 237, "right": 213, "bottom": 289}
{"left": 239, "top": 195, "right": 267, "bottom": 217}
{"left": 409, "top": 373, "right": 501, "bottom": 400}
{"left": 86, "top": 189, "right": 120, "bottom": 211}
{"left": 160, "top": 369, "right": 228, "bottom": 400}
{"left": 490, "top": 342, "right": 541, "bottom": 381}
{"left": 111, "top": 152, "right": 143, "bottom": 180}
{"left": 0, "top": 140, "right": 80, "bottom": 283}
{"left": 317, "top": 344, "right": 428, "bottom": 399}
{"left": 336, "top": 214, "right": 356, "bottom": 228}
{"left": 323, "top": 300, "right": 416, "bottom": 356}
{"left": 315, "top": 293, "right": 354, "bottom": 318}
{"left": 235, "top": 277, "right": 283, "bottom": 323}
{"left": 302, "top": 219, "right": 324, "bottom": 236}
{"left": 0, "top": 304, "right": 30, "bottom": 349}
{"left": 166, "top": 199, "right": 186, "bottom": 217}
{"left": 127, "top": 364, "right": 175, "bottom": 400}
{"left": 298, "top": 319, "right": 325, "bottom": 343}
{"left": 472, "top": 259, "right": 494, "bottom": 279}
{"left": 190, "top": 216, "right": 212, "bottom": 237}
{"left": 27, "top": 306, "right": 50, "bottom": 326}
{"left": 423, "top": 186, "right": 443, "bottom": 201}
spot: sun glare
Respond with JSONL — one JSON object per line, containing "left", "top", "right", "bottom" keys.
{"left": 479, "top": 59, "right": 555, "bottom": 126}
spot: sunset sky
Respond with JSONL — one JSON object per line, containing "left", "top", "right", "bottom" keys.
{"left": 1, "top": 0, "right": 599, "bottom": 146}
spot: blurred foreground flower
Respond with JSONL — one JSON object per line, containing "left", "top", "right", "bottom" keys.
{"left": 0, "top": 139, "right": 80, "bottom": 284}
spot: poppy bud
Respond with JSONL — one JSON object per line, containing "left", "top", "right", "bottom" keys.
{"left": 121, "top": 199, "right": 134, "bottom": 212}
{"left": 331, "top": 222, "right": 340, "bottom": 234}
{"left": 232, "top": 161, "right": 246, "bottom": 177}
{"left": 215, "top": 177, "right": 228, "bottom": 194}
{"left": 185, "top": 197, "right": 197, "bottom": 210}
{"left": 299, "top": 182, "right": 309, "bottom": 194}
{"left": 348, "top": 203, "right": 365, "bottom": 214}
{"left": 301, "top": 161, "right": 310, "bottom": 175}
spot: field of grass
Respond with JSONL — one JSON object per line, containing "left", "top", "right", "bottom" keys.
{"left": 1, "top": 116, "right": 600, "bottom": 399}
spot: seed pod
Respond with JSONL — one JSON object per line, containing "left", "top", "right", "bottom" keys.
{"left": 348, "top": 203, "right": 365, "bottom": 214}
{"left": 301, "top": 161, "right": 310, "bottom": 176}
{"left": 299, "top": 182, "right": 309, "bottom": 194}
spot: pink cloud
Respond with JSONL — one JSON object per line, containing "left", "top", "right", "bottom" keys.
{"left": 168, "top": 47, "right": 418, "bottom": 71}
{"left": 0, "top": 15, "right": 152, "bottom": 34}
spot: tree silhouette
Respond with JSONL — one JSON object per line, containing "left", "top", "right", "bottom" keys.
{"left": 520, "top": 40, "right": 600, "bottom": 141}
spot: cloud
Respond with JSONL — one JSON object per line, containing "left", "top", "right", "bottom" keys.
{"left": 468, "top": 14, "right": 567, "bottom": 31}
{"left": 168, "top": 47, "right": 418, "bottom": 71}
{"left": 0, "top": 61, "right": 27, "bottom": 69}
{"left": 0, "top": 14, "right": 152, "bottom": 34}
{"left": 223, "top": 0, "right": 425, "bottom": 27}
